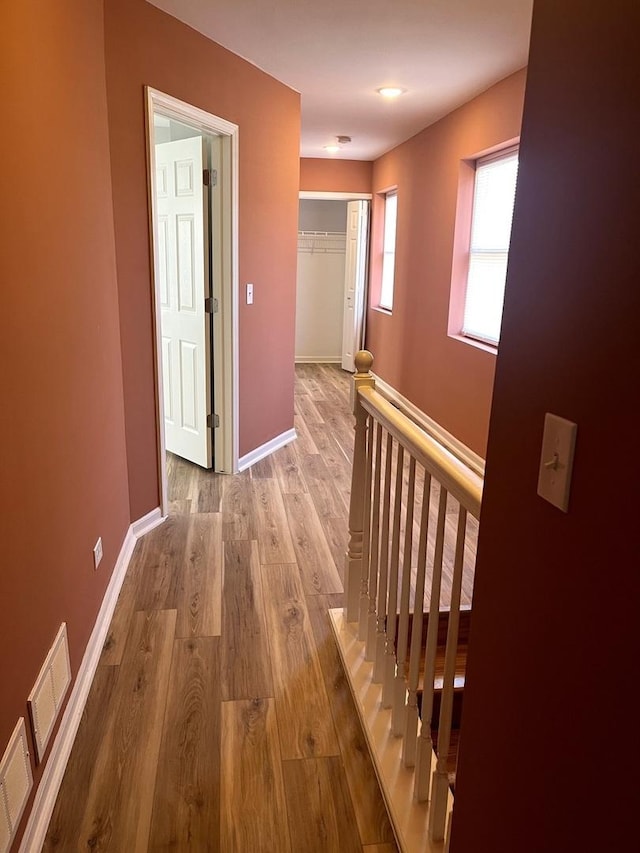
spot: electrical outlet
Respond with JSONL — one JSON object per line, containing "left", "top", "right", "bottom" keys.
{"left": 93, "top": 537, "right": 103, "bottom": 570}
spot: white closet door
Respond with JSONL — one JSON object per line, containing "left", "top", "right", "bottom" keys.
{"left": 156, "top": 137, "right": 212, "bottom": 468}
{"left": 342, "top": 200, "right": 369, "bottom": 371}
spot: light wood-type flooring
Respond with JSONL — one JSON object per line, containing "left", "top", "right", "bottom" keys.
{"left": 43, "top": 363, "right": 399, "bottom": 853}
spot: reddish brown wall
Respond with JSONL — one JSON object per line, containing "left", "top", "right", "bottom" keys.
{"left": 451, "top": 2, "right": 639, "bottom": 850}
{"left": 300, "top": 158, "right": 373, "bottom": 193}
{"left": 366, "top": 71, "right": 526, "bottom": 458}
{"left": 104, "top": 0, "right": 301, "bottom": 516}
{"left": 0, "top": 0, "right": 130, "bottom": 840}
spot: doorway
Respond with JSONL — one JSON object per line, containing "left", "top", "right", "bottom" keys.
{"left": 145, "top": 88, "right": 239, "bottom": 516}
{"left": 153, "top": 117, "right": 215, "bottom": 469}
{"left": 296, "top": 192, "right": 371, "bottom": 371}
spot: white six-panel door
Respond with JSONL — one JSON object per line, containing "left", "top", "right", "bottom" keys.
{"left": 342, "top": 200, "right": 369, "bottom": 371}
{"left": 155, "top": 137, "right": 212, "bottom": 468}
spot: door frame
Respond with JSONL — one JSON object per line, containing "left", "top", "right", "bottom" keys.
{"left": 145, "top": 87, "right": 239, "bottom": 515}
{"left": 298, "top": 190, "right": 372, "bottom": 367}
{"left": 299, "top": 191, "right": 372, "bottom": 201}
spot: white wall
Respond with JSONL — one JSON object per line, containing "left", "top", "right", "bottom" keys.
{"left": 295, "top": 200, "right": 347, "bottom": 362}
{"left": 298, "top": 199, "right": 346, "bottom": 232}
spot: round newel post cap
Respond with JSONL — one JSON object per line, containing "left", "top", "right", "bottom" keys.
{"left": 354, "top": 350, "right": 374, "bottom": 374}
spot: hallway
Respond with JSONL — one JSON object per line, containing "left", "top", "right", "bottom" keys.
{"left": 43, "top": 364, "right": 397, "bottom": 852}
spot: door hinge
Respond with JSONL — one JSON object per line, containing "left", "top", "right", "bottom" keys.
{"left": 207, "top": 413, "right": 220, "bottom": 429}
{"left": 203, "top": 168, "right": 217, "bottom": 187}
{"left": 204, "top": 296, "right": 219, "bottom": 314}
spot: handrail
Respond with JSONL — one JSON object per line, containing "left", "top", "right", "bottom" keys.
{"left": 357, "top": 385, "right": 483, "bottom": 519}
{"left": 340, "top": 351, "right": 483, "bottom": 849}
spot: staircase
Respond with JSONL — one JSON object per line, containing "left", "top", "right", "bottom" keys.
{"left": 413, "top": 607, "right": 470, "bottom": 794}
{"left": 330, "top": 351, "right": 482, "bottom": 852}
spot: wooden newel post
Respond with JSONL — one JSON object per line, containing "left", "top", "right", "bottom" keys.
{"left": 344, "top": 350, "right": 375, "bottom": 623}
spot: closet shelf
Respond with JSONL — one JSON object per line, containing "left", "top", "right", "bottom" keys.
{"left": 298, "top": 230, "right": 346, "bottom": 254}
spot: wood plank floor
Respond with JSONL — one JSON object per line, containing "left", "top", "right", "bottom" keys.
{"left": 43, "top": 364, "right": 398, "bottom": 853}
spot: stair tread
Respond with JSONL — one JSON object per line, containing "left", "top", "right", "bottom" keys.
{"left": 401, "top": 611, "right": 468, "bottom": 794}
{"left": 416, "top": 644, "right": 466, "bottom": 731}
{"left": 399, "top": 608, "right": 470, "bottom": 694}
{"left": 416, "top": 643, "right": 467, "bottom": 692}
{"left": 402, "top": 606, "right": 472, "bottom": 649}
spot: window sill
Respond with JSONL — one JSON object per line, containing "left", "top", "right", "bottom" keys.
{"left": 448, "top": 333, "right": 498, "bottom": 355}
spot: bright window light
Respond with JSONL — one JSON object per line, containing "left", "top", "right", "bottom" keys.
{"left": 463, "top": 148, "right": 519, "bottom": 345}
{"left": 380, "top": 191, "right": 397, "bottom": 310}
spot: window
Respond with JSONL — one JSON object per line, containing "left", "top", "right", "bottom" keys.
{"left": 379, "top": 190, "right": 397, "bottom": 310}
{"left": 462, "top": 147, "right": 519, "bottom": 345}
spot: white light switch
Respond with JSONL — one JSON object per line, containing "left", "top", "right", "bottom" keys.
{"left": 536, "top": 413, "right": 578, "bottom": 512}
{"left": 246, "top": 283, "right": 254, "bottom": 305}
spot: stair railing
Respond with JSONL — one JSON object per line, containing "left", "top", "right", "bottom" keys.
{"left": 344, "top": 351, "right": 482, "bottom": 845}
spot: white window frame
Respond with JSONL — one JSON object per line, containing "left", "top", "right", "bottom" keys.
{"left": 379, "top": 190, "right": 397, "bottom": 311}
{"left": 462, "top": 145, "right": 519, "bottom": 347}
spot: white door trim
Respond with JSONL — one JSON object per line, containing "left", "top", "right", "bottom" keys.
{"left": 145, "top": 87, "right": 239, "bottom": 515}
{"left": 299, "top": 191, "right": 372, "bottom": 200}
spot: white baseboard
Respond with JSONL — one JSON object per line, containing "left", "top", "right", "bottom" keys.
{"left": 131, "top": 506, "right": 164, "bottom": 538}
{"left": 237, "top": 428, "right": 297, "bottom": 472}
{"left": 294, "top": 356, "right": 342, "bottom": 364}
{"left": 18, "top": 508, "right": 165, "bottom": 852}
{"left": 372, "top": 373, "right": 485, "bottom": 478}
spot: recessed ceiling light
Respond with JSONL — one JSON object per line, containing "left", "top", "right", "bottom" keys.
{"left": 324, "top": 135, "right": 352, "bottom": 153}
{"left": 377, "top": 87, "right": 406, "bottom": 99}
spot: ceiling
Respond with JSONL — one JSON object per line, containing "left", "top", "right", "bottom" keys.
{"left": 147, "top": 0, "right": 533, "bottom": 161}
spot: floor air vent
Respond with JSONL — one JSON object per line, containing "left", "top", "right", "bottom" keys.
{"left": 27, "top": 623, "right": 71, "bottom": 763}
{"left": 0, "top": 718, "right": 33, "bottom": 853}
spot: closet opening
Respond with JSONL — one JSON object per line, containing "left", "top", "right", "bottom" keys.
{"left": 296, "top": 194, "right": 370, "bottom": 371}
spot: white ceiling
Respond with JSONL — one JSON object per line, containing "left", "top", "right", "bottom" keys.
{"left": 147, "top": 0, "right": 533, "bottom": 161}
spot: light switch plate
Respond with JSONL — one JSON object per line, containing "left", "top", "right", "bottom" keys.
{"left": 537, "top": 413, "right": 577, "bottom": 512}
{"left": 246, "top": 282, "right": 254, "bottom": 305}
{"left": 93, "top": 536, "right": 103, "bottom": 570}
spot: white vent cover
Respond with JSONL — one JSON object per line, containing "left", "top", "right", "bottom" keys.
{"left": 0, "top": 798, "right": 9, "bottom": 853}
{"left": 27, "top": 623, "right": 71, "bottom": 763}
{"left": 0, "top": 718, "right": 33, "bottom": 853}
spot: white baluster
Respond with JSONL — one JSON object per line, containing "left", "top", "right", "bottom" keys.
{"left": 392, "top": 455, "right": 416, "bottom": 737}
{"left": 365, "top": 423, "right": 383, "bottom": 660}
{"left": 358, "top": 416, "right": 373, "bottom": 639}
{"left": 414, "top": 485, "right": 447, "bottom": 803}
{"left": 373, "top": 431, "right": 393, "bottom": 683}
{"left": 382, "top": 443, "right": 403, "bottom": 708}
{"left": 444, "top": 807, "right": 454, "bottom": 853}
{"left": 428, "top": 505, "right": 467, "bottom": 843}
{"left": 344, "top": 351, "right": 374, "bottom": 623}
{"left": 403, "top": 470, "right": 431, "bottom": 767}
